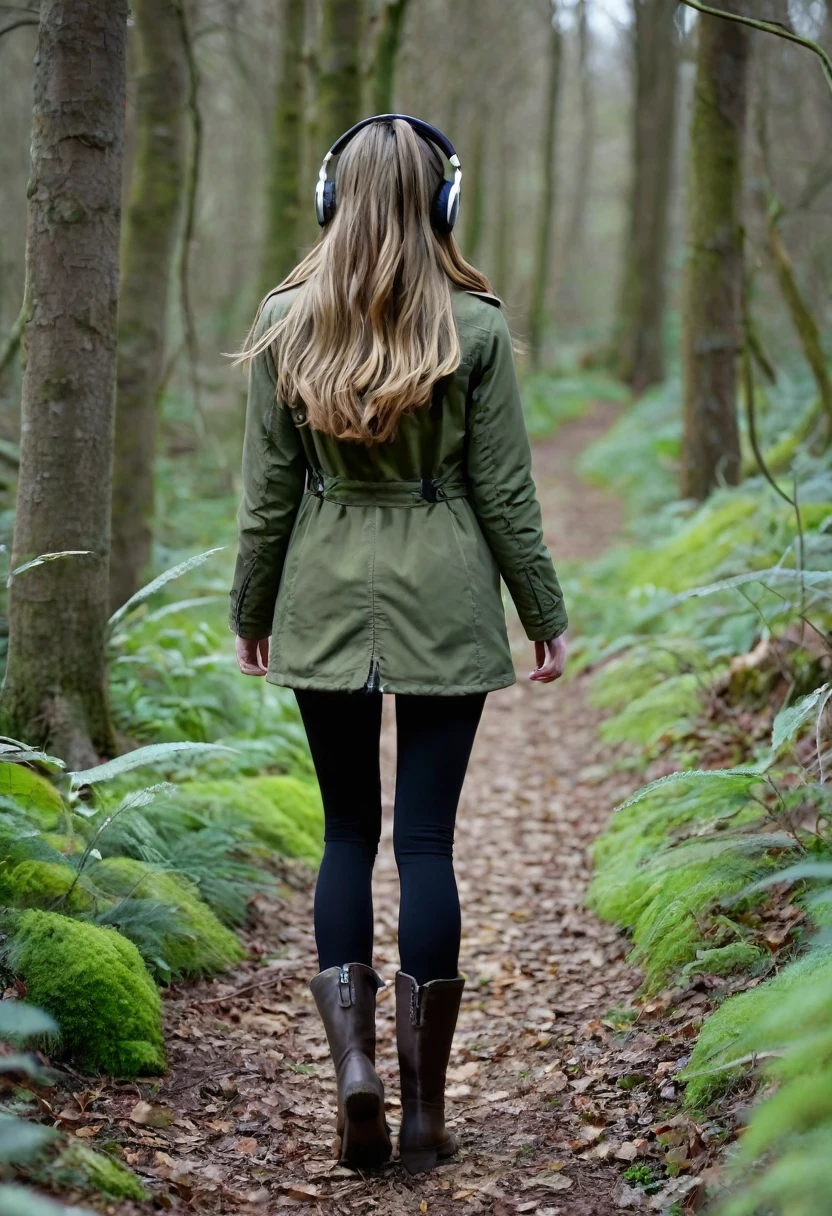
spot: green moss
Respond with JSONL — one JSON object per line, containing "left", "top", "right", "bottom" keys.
{"left": 5, "top": 910, "right": 164, "bottom": 1077}
{"left": 589, "top": 645, "right": 710, "bottom": 714}
{"left": 682, "top": 951, "right": 832, "bottom": 1109}
{"left": 599, "top": 674, "right": 702, "bottom": 747}
{"left": 0, "top": 763, "right": 66, "bottom": 830}
{"left": 89, "top": 857, "right": 244, "bottom": 977}
{"left": 682, "top": 942, "right": 766, "bottom": 977}
{"left": 0, "top": 860, "right": 94, "bottom": 914}
{"left": 178, "top": 775, "right": 324, "bottom": 863}
{"left": 50, "top": 1142, "right": 149, "bottom": 1201}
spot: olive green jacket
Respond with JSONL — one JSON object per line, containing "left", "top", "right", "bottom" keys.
{"left": 228, "top": 287, "right": 567, "bottom": 695}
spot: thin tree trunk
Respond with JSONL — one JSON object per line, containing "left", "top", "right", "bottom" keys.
{"left": 316, "top": 0, "right": 366, "bottom": 152}
{"left": 109, "top": 0, "right": 188, "bottom": 613}
{"left": 528, "top": 3, "right": 563, "bottom": 370}
{"left": 681, "top": 0, "right": 750, "bottom": 501}
{"left": 493, "top": 110, "right": 513, "bottom": 301}
{"left": 261, "top": 0, "right": 306, "bottom": 295}
{"left": 372, "top": 0, "right": 411, "bottom": 113}
{"left": 559, "top": 0, "right": 594, "bottom": 322}
{"left": 1, "top": 0, "right": 128, "bottom": 766}
{"left": 614, "top": 0, "right": 679, "bottom": 393}
{"left": 462, "top": 110, "right": 487, "bottom": 264}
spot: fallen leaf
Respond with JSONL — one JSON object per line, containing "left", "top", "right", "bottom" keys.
{"left": 129, "top": 1100, "right": 173, "bottom": 1128}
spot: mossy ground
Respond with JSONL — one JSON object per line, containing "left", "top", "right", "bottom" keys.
{"left": 176, "top": 774, "right": 324, "bottom": 863}
{"left": 4, "top": 910, "right": 165, "bottom": 1077}
{"left": 88, "top": 857, "right": 244, "bottom": 978}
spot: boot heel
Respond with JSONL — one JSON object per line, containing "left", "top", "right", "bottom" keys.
{"left": 342, "top": 1086, "right": 392, "bottom": 1168}
{"left": 400, "top": 1144, "right": 439, "bottom": 1175}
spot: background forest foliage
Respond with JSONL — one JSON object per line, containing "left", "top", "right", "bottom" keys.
{"left": 0, "top": 0, "right": 832, "bottom": 1213}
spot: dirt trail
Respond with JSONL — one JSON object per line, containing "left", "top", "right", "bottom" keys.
{"left": 105, "top": 404, "right": 693, "bottom": 1216}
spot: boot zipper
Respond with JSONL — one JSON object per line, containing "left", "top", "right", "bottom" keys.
{"left": 338, "top": 965, "right": 351, "bottom": 1007}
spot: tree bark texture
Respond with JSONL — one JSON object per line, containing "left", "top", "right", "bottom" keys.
{"left": 316, "top": 0, "right": 367, "bottom": 153}
{"left": 528, "top": 6, "right": 563, "bottom": 370}
{"left": 1, "top": 0, "right": 128, "bottom": 766}
{"left": 372, "top": 0, "right": 411, "bottom": 113}
{"left": 681, "top": 1, "right": 750, "bottom": 501}
{"left": 261, "top": 0, "right": 306, "bottom": 296}
{"left": 109, "top": 0, "right": 188, "bottom": 612}
{"left": 614, "top": 0, "right": 679, "bottom": 393}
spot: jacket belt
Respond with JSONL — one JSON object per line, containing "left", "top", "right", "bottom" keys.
{"left": 306, "top": 470, "right": 468, "bottom": 507}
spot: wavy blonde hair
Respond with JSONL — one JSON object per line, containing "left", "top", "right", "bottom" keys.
{"left": 238, "top": 119, "right": 494, "bottom": 444}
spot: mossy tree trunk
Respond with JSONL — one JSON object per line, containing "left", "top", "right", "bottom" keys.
{"left": 109, "top": 0, "right": 188, "bottom": 613}
{"left": 1, "top": 0, "right": 128, "bottom": 767}
{"left": 316, "top": 0, "right": 367, "bottom": 152}
{"left": 261, "top": 0, "right": 306, "bottom": 296}
{"left": 614, "top": 0, "right": 679, "bottom": 394}
{"left": 528, "top": 1, "right": 563, "bottom": 370}
{"left": 372, "top": 0, "right": 411, "bottom": 113}
{"left": 681, "top": 0, "right": 750, "bottom": 501}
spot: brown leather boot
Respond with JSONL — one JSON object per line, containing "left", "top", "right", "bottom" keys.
{"left": 310, "top": 963, "right": 392, "bottom": 1169}
{"left": 395, "top": 970, "right": 465, "bottom": 1174}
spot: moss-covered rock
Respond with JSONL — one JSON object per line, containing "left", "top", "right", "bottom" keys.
{"left": 5, "top": 910, "right": 164, "bottom": 1077}
{"left": 0, "top": 860, "right": 94, "bottom": 914}
{"left": 88, "top": 857, "right": 244, "bottom": 977}
{"left": 0, "top": 764, "right": 66, "bottom": 830}
{"left": 49, "top": 1142, "right": 149, "bottom": 1202}
{"left": 177, "top": 775, "right": 323, "bottom": 863}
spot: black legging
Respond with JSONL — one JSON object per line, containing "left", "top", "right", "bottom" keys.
{"left": 294, "top": 689, "right": 485, "bottom": 984}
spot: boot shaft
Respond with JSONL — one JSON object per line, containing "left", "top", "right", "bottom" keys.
{"left": 395, "top": 971, "right": 464, "bottom": 1108}
{"left": 311, "top": 963, "right": 385, "bottom": 1073}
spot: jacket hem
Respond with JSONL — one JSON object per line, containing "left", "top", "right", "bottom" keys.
{"left": 265, "top": 670, "right": 517, "bottom": 696}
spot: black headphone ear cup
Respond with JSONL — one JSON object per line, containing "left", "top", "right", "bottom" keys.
{"left": 432, "top": 181, "right": 456, "bottom": 234}
{"left": 318, "top": 180, "right": 336, "bottom": 226}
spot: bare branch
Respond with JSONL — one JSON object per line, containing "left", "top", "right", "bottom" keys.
{"left": 678, "top": 0, "right": 832, "bottom": 95}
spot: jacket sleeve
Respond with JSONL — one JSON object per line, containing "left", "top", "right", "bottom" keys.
{"left": 228, "top": 313, "right": 307, "bottom": 639}
{"left": 466, "top": 307, "right": 568, "bottom": 642}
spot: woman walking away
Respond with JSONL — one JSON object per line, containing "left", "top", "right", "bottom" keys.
{"left": 230, "top": 115, "right": 567, "bottom": 1175}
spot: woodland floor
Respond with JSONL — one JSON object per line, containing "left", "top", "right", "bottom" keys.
{"left": 63, "top": 406, "right": 717, "bottom": 1216}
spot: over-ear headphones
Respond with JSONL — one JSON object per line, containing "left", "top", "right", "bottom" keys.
{"left": 314, "top": 113, "right": 462, "bottom": 235}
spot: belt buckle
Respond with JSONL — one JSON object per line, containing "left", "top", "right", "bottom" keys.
{"left": 309, "top": 469, "right": 325, "bottom": 498}
{"left": 420, "top": 477, "right": 440, "bottom": 503}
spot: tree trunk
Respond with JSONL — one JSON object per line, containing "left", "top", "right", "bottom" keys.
{"left": 462, "top": 110, "right": 487, "bottom": 264}
{"left": 681, "top": 1, "right": 750, "bottom": 501}
{"left": 492, "top": 110, "right": 513, "bottom": 301}
{"left": 372, "top": 0, "right": 411, "bottom": 113}
{"left": 559, "top": 0, "right": 594, "bottom": 324}
{"left": 1, "top": 0, "right": 128, "bottom": 767}
{"left": 109, "top": 0, "right": 188, "bottom": 613}
{"left": 261, "top": 0, "right": 306, "bottom": 296}
{"left": 614, "top": 0, "right": 679, "bottom": 394}
{"left": 528, "top": 3, "right": 563, "bottom": 370}
{"left": 316, "top": 0, "right": 366, "bottom": 152}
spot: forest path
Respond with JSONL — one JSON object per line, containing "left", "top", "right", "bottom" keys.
{"left": 114, "top": 404, "right": 688, "bottom": 1216}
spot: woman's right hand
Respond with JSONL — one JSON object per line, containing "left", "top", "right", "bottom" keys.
{"left": 529, "top": 635, "right": 567, "bottom": 684}
{"left": 235, "top": 635, "right": 269, "bottom": 676}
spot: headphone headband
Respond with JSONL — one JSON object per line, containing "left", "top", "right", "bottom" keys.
{"left": 326, "top": 113, "right": 460, "bottom": 165}
{"left": 314, "top": 113, "right": 462, "bottom": 232}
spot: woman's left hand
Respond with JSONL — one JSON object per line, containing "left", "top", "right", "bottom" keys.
{"left": 529, "top": 635, "right": 567, "bottom": 683}
{"left": 236, "top": 635, "right": 269, "bottom": 676}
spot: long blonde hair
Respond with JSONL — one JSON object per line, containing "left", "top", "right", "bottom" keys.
{"left": 239, "top": 119, "right": 493, "bottom": 444}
